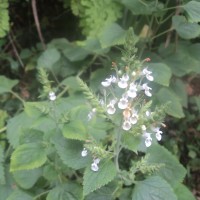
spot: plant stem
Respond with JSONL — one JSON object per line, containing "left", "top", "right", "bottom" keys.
{"left": 151, "top": 28, "right": 173, "bottom": 40}
{"left": 115, "top": 127, "right": 122, "bottom": 172}
{"left": 161, "top": 5, "right": 183, "bottom": 11}
{"left": 0, "top": 127, "right": 6, "bottom": 133}
{"left": 10, "top": 91, "right": 25, "bottom": 104}
{"left": 33, "top": 190, "right": 51, "bottom": 200}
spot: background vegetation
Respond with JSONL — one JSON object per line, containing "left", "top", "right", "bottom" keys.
{"left": 0, "top": 0, "right": 200, "bottom": 199}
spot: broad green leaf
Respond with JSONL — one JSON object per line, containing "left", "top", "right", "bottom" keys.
{"left": 121, "top": 134, "right": 141, "bottom": 153}
{"left": 157, "top": 88, "right": 185, "bottom": 118}
{"left": 183, "top": 0, "right": 200, "bottom": 22}
{"left": 52, "top": 132, "right": 92, "bottom": 170}
{"left": 172, "top": 15, "right": 200, "bottom": 39}
{"left": 132, "top": 176, "right": 177, "bottom": 200}
{"left": 188, "top": 43, "right": 200, "bottom": 61}
{"left": 0, "top": 185, "right": 12, "bottom": 200}
{"left": 62, "top": 42, "right": 90, "bottom": 61}
{"left": 171, "top": 79, "right": 188, "bottom": 108}
{"left": 120, "top": 0, "right": 164, "bottom": 15}
{"left": 147, "top": 144, "right": 186, "bottom": 187}
{"left": 148, "top": 63, "right": 172, "bottom": 86}
{"left": 10, "top": 142, "right": 47, "bottom": 171}
{"left": 99, "top": 23, "right": 127, "bottom": 48}
{"left": 12, "top": 168, "right": 42, "bottom": 189}
{"left": 7, "top": 112, "right": 37, "bottom": 148}
{"left": 174, "top": 183, "right": 196, "bottom": 200}
{"left": 43, "top": 165, "right": 58, "bottom": 181}
{"left": 0, "top": 1, "right": 9, "bottom": 38}
{"left": 0, "top": 109, "right": 8, "bottom": 128}
{"left": 19, "top": 129, "right": 43, "bottom": 145}
{"left": 86, "top": 183, "right": 117, "bottom": 200}
{"left": 46, "top": 182, "right": 82, "bottom": 200}
{"left": 62, "top": 120, "right": 88, "bottom": 141}
{"left": 61, "top": 76, "right": 81, "bottom": 94}
{"left": 0, "top": 76, "right": 18, "bottom": 94}
{"left": 6, "top": 189, "right": 33, "bottom": 200}
{"left": 37, "top": 48, "right": 61, "bottom": 69}
{"left": 83, "top": 159, "right": 116, "bottom": 196}
{"left": 0, "top": 145, "right": 5, "bottom": 184}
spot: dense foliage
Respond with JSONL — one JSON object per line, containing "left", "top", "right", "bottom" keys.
{"left": 0, "top": 0, "right": 199, "bottom": 199}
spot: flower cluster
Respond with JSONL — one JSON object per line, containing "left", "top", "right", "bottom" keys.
{"left": 99, "top": 65, "right": 163, "bottom": 147}
{"left": 81, "top": 148, "right": 100, "bottom": 172}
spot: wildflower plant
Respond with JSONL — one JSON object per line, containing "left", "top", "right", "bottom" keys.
{"left": 4, "top": 33, "right": 188, "bottom": 200}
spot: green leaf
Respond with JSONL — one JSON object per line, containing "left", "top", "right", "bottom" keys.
{"left": 37, "top": 48, "right": 61, "bottom": 69}
{"left": 99, "top": 23, "right": 126, "bottom": 48}
{"left": 121, "top": 134, "right": 141, "bottom": 153}
{"left": 62, "top": 120, "right": 88, "bottom": 141}
{"left": 62, "top": 42, "right": 90, "bottom": 61}
{"left": 183, "top": 0, "right": 200, "bottom": 23}
{"left": 0, "top": 1, "right": 9, "bottom": 38}
{"left": 148, "top": 63, "right": 172, "bottom": 86}
{"left": 7, "top": 112, "right": 37, "bottom": 148}
{"left": 10, "top": 142, "right": 47, "bottom": 171}
{"left": 147, "top": 144, "right": 186, "bottom": 187}
{"left": 120, "top": 0, "right": 164, "bottom": 15}
{"left": 43, "top": 165, "right": 58, "bottom": 181}
{"left": 6, "top": 189, "right": 33, "bottom": 200}
{"left": 12, "top": 168, "right": 42, "bottom": 189}
{"left": 174, "top": 183, "right": 196, "bottom": 200}
{"left": 0, "top": 76, "right": 18, "bottom": 94}
{"left": 156, "top": 88, "right": 185, "bottom": 118}
{"left": 0, "top": 145, "right": 5, "bottom": 184}
{"left": 132, "top": 176, "right": 177, "bottom": 200}
{"left": 47, "top": 182, "right": 82, "bottom": 200}
{"left": 172, "top": 15, "right": 200, "bottom": 39}
{"left": 83, "top": 159, "right": 116, "bottom": 196}
{"left": 52, "top": 132, "right": 92, "bottom": 170}
{"left": 170, "top": 79, "right": 188, "bottom": 108}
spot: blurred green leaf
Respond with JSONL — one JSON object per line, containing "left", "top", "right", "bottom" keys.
{"left": 157, "top": 88, "right": 184, "bottom": 118}
{"left": 172, "top": 15, "right": 200, "bottom": 39}
{"left": 132, "top": 176, "right": 177, "bottom": 200}
{"left": 6, "top": 189, "right": 33, "bottom": 200}
{"left": 0, "top": 76, "right": 18, "bottom": 94}
{"left": 147, "top": 144, "right": 186, "bottom": 187}
{"left": 148, "top": 63, "right": 172, "bottom": 86}
{"left": 0, "top": 145, "right": 5, "bottom": 184}
{"left": 183, "top": 0, "right": 200, "bottom": 22}
{"left": 174, "top": 183, "right": 196, "bottom": 200}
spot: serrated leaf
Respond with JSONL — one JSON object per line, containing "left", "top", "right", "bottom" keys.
{"left": 37, "top": 48, "right": 61, "bottom": 69}
{"left": 132, "top": 176, "right": 177, "bottom": 200}
{"left": 174, "top": 183, "right": 196, "bottom": 200}
{"left": 62, "top": 120, "right": 88, "bottom": 141}
{"left": 0, "top": 76, "right": 18, "bottom": 94}
{"left": 156, "top": 88, "right": 185, "bottom": 118}
{"left": 6, "top": 189, "right": 33, "bottom": 200}
{"left": 183, "top": 0, "right": 200, "bottom": 23}
{"left": 0, "top": 145, "right": 5, "bottom": 184}
{"left": 7, "top": 112, "right": 37, "bottom": 148}
{"left": 172, "top": 15, "right": 200, "bottom": 39}
{"left": 12, "top": 168, "right": 42, "bottom": 189}
{"left": 52, "top": 132, "right": 92, "bottom": 170}
{"left": 99, "top": 23, "right": 126, "bottom": 48}
{"left": 10, "top": 142, "right": 47, "bottom": 172}
{"left": 148, "top": 63, "right": 172, "bottom": 86}
{"left": 83, "top": 159, "right": 116, "bottom": 196}
{"left": 46, "top": 182, "right": 82, "bottom": 200}
{"left": 147, "top": 144, "right": 186, "bottom": 187}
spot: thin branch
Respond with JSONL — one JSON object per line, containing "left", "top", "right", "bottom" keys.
{"left": 31, "top": 0, "right": 46, "bottom": 50}
{"left": 8, "top": 33, "right": 24, "bottom": 68}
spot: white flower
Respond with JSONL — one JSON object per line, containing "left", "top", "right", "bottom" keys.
{"left": 127, "top": 83, "right": 137, "bottom": 98}
{"left": 93, "top": 158, "right": 100, "bottom": 164}
{"left": 141, "top": 125, "right": 146, "bottom": 131}
{"left": 107, "top": 103, "right": 116, "bottom": 115}
{"left": 142, "top": 68, "right": 154, "bottom": 81}
{"left": 118, "top": 74, "right": 129, "bottom": 89}
{"left": 143, "top": 132, "right": 152, "bottom": 147}
{"left": 130, "top": 112, "right": 138, "bottom": 124}
{"left": 88, "top": 108, "right": 96, "bottom": 121}
{"left": 118, "top": 97, "right": 128, "bottom": 109}
{"left": 110, "top": 75, "right": 117, "bottom": 83}
{"left": 132, "top": 71, "right": 136, "bottom": 76}
{"left": 81, "top": 148, "right": 88, "bottom": 157}
{"left": 153, "top": 127, "right": 163, "bottom": 141}
{"left": 91, "top": 162, "right": 99, "bottom": 172}
{"left": 142, "top": 83, "right": 152, "bottom": 97}
{"left": 146, "top": 110, "right": 151, "bottom": 117}
{"left": 49, "top": 91, "right": 56, "bottom": 101}
{"left": 145, "top": 137, "right": 152, "bottom": 147}
{"left": 101, "top": 78, "right": 111, "bottom": 87}
{"left": 122, "top": 120, "right": 132, "bottom": 131}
